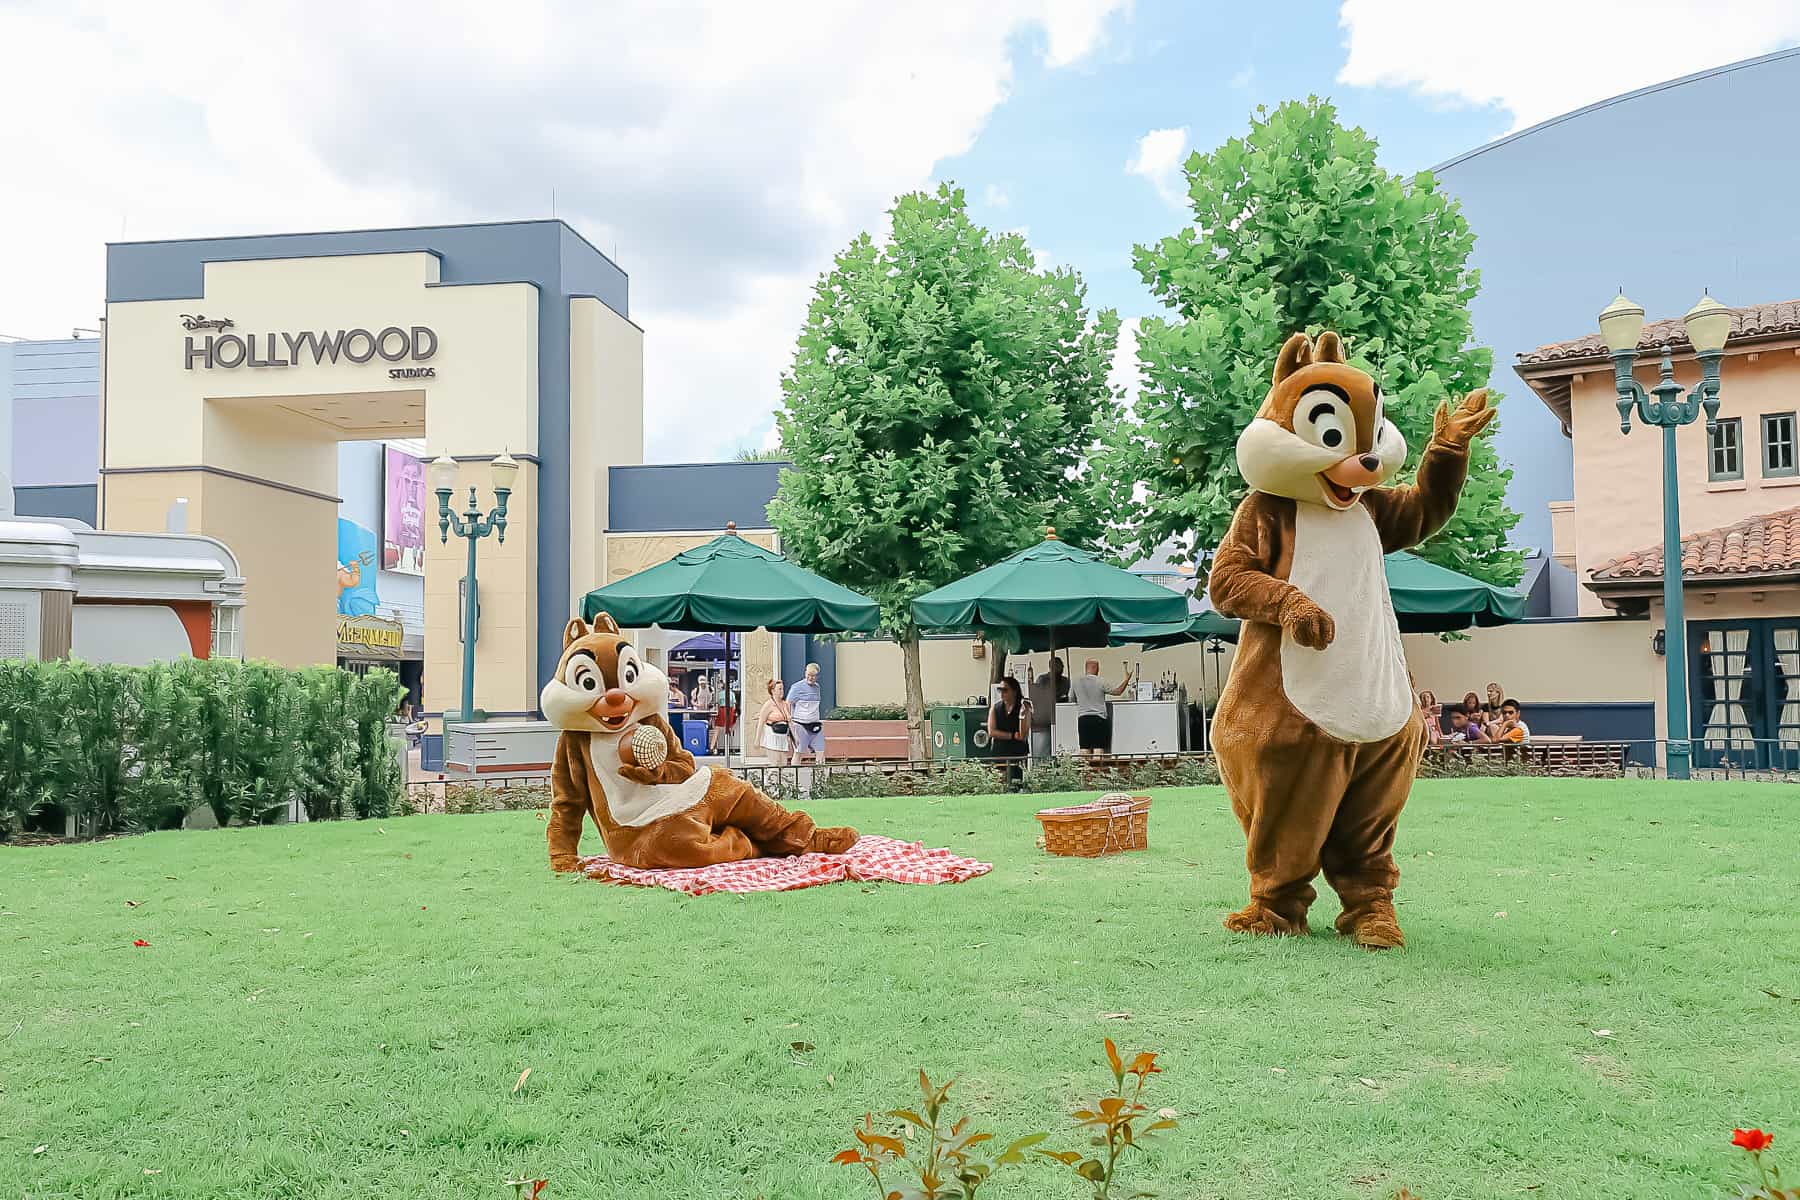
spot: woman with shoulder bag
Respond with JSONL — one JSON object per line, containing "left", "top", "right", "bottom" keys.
{"left": 757, "top": 677, "right": 794, "bottom": 766}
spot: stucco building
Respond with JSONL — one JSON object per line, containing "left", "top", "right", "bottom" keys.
{"left": 1517, "top": 300, "right": 1800, "bottom": 769}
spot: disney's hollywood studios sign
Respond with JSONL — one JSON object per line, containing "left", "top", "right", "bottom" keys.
{"left": 181, "top": 315, "right": 439, "bottom": 379}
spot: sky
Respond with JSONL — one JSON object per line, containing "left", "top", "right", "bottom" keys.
{"left": 3, "top": 1, "right": 1799, "bottom": 462}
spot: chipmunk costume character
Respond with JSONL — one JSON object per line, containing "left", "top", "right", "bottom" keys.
{"left": 1208, "top": 331, "right": 1495, "bottom": 949}
{"left": 544, "top": 613, "right": 858, "bottom": 872}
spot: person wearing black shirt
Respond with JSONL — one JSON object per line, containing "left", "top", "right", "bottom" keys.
{"left": 988, "top": 676, "right": 1030, "bottom": 790}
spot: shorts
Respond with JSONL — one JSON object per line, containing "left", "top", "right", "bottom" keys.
{"left": 791, "top": 722, "right": 825, "bottom": 754}
{"left": 1077, "top": 714, "right": 1109, "bottom": 751}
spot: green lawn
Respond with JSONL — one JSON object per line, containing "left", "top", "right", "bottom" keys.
{"left": 3, "top": 780, "right": 1797, "bottom": 1199}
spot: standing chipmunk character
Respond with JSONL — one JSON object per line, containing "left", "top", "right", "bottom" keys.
{"left": 1208, "top": 331, "right": 1495, "bottom": 949}
{"left": 543, "top": 612, "right": 859, "bottom": 872}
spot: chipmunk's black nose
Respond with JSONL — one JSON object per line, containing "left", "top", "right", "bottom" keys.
{"left": 1359, "top": 454, "right": 1380, "bottom": 471}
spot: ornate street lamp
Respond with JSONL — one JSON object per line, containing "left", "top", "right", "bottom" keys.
{"left": 431, "top": 451, "right": 519, "bottom": 725}
{"left": 1601, "top": 292, "right": 1730, "bottom": 779}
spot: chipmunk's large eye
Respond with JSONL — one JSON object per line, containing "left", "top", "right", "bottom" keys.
{"left": 569, "top": 659, "right": 600, "bottom": 693}
{"left": 1296, "top": 389, "right": 1352, "bottom": 452}
{"left": 619, "top": 652, "right": 639, "bottom": 687}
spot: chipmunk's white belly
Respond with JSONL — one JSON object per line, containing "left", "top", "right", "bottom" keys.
{"left": 1279, "top": 503, "right": 1414, "bottom": 743}
{"left": 588, "top": 733, "right": 713, "bottom": 826}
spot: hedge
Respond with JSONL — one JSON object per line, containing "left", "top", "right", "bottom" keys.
{"left": 0, "top": 658, "right": 404, "bottom": 839}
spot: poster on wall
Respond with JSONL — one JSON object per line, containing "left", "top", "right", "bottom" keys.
{"left": 382, "top": 446, "right": 427, "bottom": 576}
{"left": 337, "top": 518, "right": 380, "bottom": 617}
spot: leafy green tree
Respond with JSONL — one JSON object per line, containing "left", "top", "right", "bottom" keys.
{"left": 1093, "top": 97, "right": 1522, "bottom": 585}
{"left": 770, "top": 185, "right": 1120, "bottom": 757}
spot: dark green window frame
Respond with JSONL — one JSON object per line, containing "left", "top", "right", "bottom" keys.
{"left": 1762, "top": 411, "right": 1797, "bottom": 478}
{"left": 1708, "top": 417, "right": 1744, "bottom": 482}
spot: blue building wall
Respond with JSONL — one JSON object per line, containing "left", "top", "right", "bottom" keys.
{"left": 3, "top": 337, "right": 100, "bottom": 523}
{"left": 608, "top": 461, "right": 787, "bottom": 532}
{"left": 106, "top": 219, "right": 629, "bottom": 689}
{"left": 1434, "top": 48, "right": 1800, "bottom": 558}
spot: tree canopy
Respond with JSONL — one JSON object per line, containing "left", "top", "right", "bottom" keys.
{"left": 1092, "top": 97, "right": 1522, "bottom": 585}
{"left": 769, "top": 184, "right": 1120, "bottom": 753}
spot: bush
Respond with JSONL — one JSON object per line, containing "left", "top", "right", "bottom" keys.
{"left": 812, "top": 767, "right": 892, "bottom": 800}
{"left": 824, "top": 702, "right": 961, "bottom": 721}
{"left": 1020, "top": 756, "right": 1091, "bottom": 794}
{"left": 0, "top": 657, "right": 404, "bottom": 840}
{"left": 443, "top": 782, "right": 550, "bottom": 814}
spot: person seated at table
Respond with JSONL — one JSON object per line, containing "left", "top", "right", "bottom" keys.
{"left": 667, "top": 677, "right": 685, "bottom": 710}
{"left": 1494, "top": 698, "right": 1532, "bottom": 744}
{"left": 1418, "top": 689, "right": 1443, "bottom": 749}
{"left": 1445, "top": 704, "right": 1491, "bottom": 743}
{"left": 988, "top": 676, "right": 1030, "bottom": 788}
{"left": 1073, "top": 659, "right": 1132, "bottom": 757}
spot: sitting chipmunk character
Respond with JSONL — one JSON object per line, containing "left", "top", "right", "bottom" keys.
{"left": 1208, "top": 331, "right": 1495, "bottom": 949}
{"left": 543, "top": 612, "right": 859, "bottom": 872}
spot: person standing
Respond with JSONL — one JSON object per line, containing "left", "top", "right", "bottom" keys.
{"left": 1072, "top": 659, "right": 1132, "bottom": 756}
{"left": 1027, "top": 655, "right": 1067, "bottom": 759}
{"left": 757, "top": 678, "right": 793, "bottom": 766}
{"left": 987, "top": 676, "right": 1030, "bottom": 789}
{"left": 786, "top": 663, "right": 827, "bottom": 765}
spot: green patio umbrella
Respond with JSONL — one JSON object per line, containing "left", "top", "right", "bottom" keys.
{"left": 1385, "top": 551, "right": 1526, "bottom": 633}
{"left": 911, "top": 532, "right": 1189, "bottom": 650}
{"left": 1109, "top": 608, "right": 1241, "bottom": 649}
{"left": 580, "top": 526, "right": 879, "bottom": 634}
{"left": 579, "top": 526, "right": 879, "bottom": 766}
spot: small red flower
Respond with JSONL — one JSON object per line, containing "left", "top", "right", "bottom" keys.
{"left": 1734, "top": 1129, "right": 1774, "bottom": 1153}
{"left": 530, "top": 1181, "right": 548, "bottom": 1199}
{"left": 421, "top": 905, "right": 427, "bottom": 910}
{"left": 132, "top": 939, "right": 150, "bottom": 948}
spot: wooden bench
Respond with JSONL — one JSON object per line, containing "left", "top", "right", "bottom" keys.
{"left": 822, "top": 719, "right": 910, "bottom": 760}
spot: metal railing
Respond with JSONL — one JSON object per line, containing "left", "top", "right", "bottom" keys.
{"left": 401, "top": 740, "right": 1800, "bottom": 812}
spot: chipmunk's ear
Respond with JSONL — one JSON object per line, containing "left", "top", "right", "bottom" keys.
{"left": 563, "top": 617, "right": 590, "bottom": 648}
{"left": 1314, "top": 330, "right": 1346, "bottom": 364}
{"left": 590, "top": 611, "right": 621, "bottom": 636}
{"left": 1273, "top": 332, "right": 1314, "bottom": 384}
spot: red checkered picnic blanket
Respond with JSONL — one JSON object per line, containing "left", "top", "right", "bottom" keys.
{"left": 578, "top": 835, "right": 992, "bottom": 896}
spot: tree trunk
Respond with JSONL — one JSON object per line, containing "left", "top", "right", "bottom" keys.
{"left": 901, "top": 636, "right": 928, "bottom": 762}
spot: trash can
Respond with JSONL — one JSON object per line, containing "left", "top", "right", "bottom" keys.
{"left": 420, "top": 733, "right": 444, "bottom": 773}
{"left": 932, "top": 706, "right": 1003, "bottom": 758}
{"left": 680, "top": 720, "right": 709, "bottom": 756}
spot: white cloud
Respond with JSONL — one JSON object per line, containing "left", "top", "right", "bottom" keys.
{"left": 1338, "top": 0, "right": 1800, "bottom": 132}
{"left": 982, "top": 183, "right": 1012, "bottom": 208}
{"left": 1229, "top": 65, "right": 1255, "bottom": 90}
{"left": 0, "top": 0, "right": 1128, "bottom": 461}
{"left": 1125, "top": 127, "right": 1190, "bottom": 209}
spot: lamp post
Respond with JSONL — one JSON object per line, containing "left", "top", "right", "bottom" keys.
{"left": 430, "top": 451, "right": 520, "bottom": 725}
{"left": 1600, "top": 292, "right": 1731, "bottom": 780}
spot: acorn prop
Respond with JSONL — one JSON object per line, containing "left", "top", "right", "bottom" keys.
{"left": 629, "top": 723, "right": 670, "bottom": 773}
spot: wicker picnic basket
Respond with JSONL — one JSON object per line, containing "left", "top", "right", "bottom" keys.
{"left": 1035, "top": 793, "right": 1151, "bottom": 858}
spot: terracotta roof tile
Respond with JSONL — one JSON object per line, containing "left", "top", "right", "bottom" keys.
{"left": 1591, "top": 505, "right": 1800, "bottom": 582}
{"left": 1517, "top": 299, "right": 1800, "bottom": 367}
